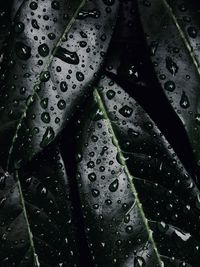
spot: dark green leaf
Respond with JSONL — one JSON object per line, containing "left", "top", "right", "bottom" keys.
{"left": 75, "top": 75, "right": 200, "bottom": 266}
{"left": 0, "top": 0, "right": 119, "bottom": 171}
{"left": 137, "top": 0, "right": 200, "bottom": 173}
{"left": 0, "top": 146, "right": 80, "bottom": 266}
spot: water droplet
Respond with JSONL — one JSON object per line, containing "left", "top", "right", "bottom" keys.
{"left": 38, "top": 44, "right": 49, "bottom": 57}
{"left": 180, "top": 91, "right": 190, "bottom": 109}
{"left": 92, "top": 189, "right": 100, "bottom": 197}
{"left": 134, "top": 256, "right": 145, "bottom": 267}
{"left": 77, "top": 9, "right": 101, "bottom": 19}
{"left": 40, "top": 127, "right": 55, "bottom": 148}
{"left": 40, "top": 71, "right": 50, "bottom": 82}
{"left": 119, "top": 105, "right": 133, "bottom": 118}
{"left": 188, "top": 26, "right": 198, "bottom": 38}
{"left": 60, "top": 81, "right": 68, "bottom": 92}
{"left": 32, "top": 19, "right": 39, "bottom": 29}
{"left": 164, "top": 80, "right": 176, "bottom": 92}
{"left": 15, "top": 42, "right": 31, "bottom": 60}
{"left": 109, "top": 179, "right": 119, "bottom": 192}
{"left": 41, "top": 112, "right": 50, "bottom": 123}
{"left": 54, "top": 46, "right": 79, "bottom": 65}
{"left": 88, "top": 173, "right": 96, "bottom": 182}
{"left": 30, "top": 1, "right": 38, "bottom": 10}
{"left": 40, "top": 98, "right": 48, "bottom": 109}
{"left": 150, "top": 41, "right": 158, "bottom": 56}
{"left": 106, "top": 90, "right": 115, "bottom": 99}
{"left": 195, "top": 114, "right": 200, "bottom": 126}
{"left": 57, "top": 99, "right": 66, "bottom": 110}
{"left": 51, "top": 0, "right": 60, "bottom": 10}
{"left": 76, "top": 71, "right": 84, "bottom": 82}
{"left": 166, "top": 57, "right": 178, "bottom": 75}
{"left": 14, "top": 22, "right": 25, "bottom": 34}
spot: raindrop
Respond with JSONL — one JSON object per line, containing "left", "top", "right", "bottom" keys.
{"left": 40, "top": 98, "right": 48, "bottom": 109}
{"left": 164, "top": 80, "right": 176, "bottom": 92}
{"left": 54, "top": 46, "right": 79, "bottom": 64}
{"left": 41, "top": 112, "right": 50, "bottom": 123}
{"left": 92, "top": 189, "right": 100, "bottom": 197}
{"left": 134, "top": 256, "right": 145, "bottom": 267}
{"left": 119, "top": 105, "right": 133, "bottom": 118}
{"left": 166, "top": 56, "right": 178, "bottom": 75}
{"left": 150, "top": 41, "right": 158, "bottom": 56}
{"left": 76, "top": 71, "right": 84, "bottom": 82}
{"left": 14, "top": 22, "right": 25, "bottom": 34}
{"left": 103, "top": 0, "right": 115, "bottom": 6}
{"left": 32, "top": 19, "right": 39, "bottom": 29}
{"left": 88, "top": 173, "right": 96, "bottom": 182}
{"left": 51, "top": 0, "right": 60, "bottom": 10}
{"left": 109, "top": 179, "right": 119, "bottom": 192}
{"left": 38, "top": 44, "right": 49, "bottom": 57}
{"left": 77, "top": 9, "right": 101, "bottom": 19}
{"left": 60, "top": 81, "right": 68, "bottom": 92}
{"left": 106, "top": 90, "right": 115, "bottom": 99}
{"left": 188, "top": 26, "right": 198, "bottom": 38}
{"left": 40, "top": 127, "right": 55, "bottom": 148}
{"left": 57, "top": 99, "right": 66, "bottom": 110}
{"left": 180, "top": 91, "right": 190, "bottom": 109}
{"left": 15, "top": 42, "right": 31, "bottom": 60}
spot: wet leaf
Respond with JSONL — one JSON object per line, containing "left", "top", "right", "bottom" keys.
{"left": 0, "top": 146, "right": 80, "bottom": 266}
{"left": 137, "top": 0, "right": 200, "bottom": 175}
{"left": 75, "top": 75, "right": 200, "bottom": 266}
{"left": 0, "top": 0, "right": 119, "bottom": 170}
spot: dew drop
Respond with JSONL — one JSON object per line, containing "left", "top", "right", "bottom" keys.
{"left": 54, "top": 46, "right": 79, "bottom": 65}
{"left": 119, "top": 105, "right": 133, "bottom": 118}
{"left": 109, "top": 179, "right": 119, "bottom": 192}
{"left": 38, "top": 44, "right": 49, "bottom": 57}
{"left": 40, "top": 127, "right": 55, "bottom": 148}
{"left": 15, "top": 42, "right": 31, "bottom": 60}
{"left": 180, "top": 91, "right": 190, "bottom": 109}
{"left": 166, "top": 57, "right": 178, "bottom": 75}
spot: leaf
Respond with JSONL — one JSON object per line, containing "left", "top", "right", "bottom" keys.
{"left": 0, "top": 146, "right": 81, "bottom": 266}
{"left": 137, "top": 0, "right": 200, "bottom": 174}
{"left": 75, "top": 75, "right": 200, "bottom": 266}
{"left": 0, "top": 0, "right": 119, "bottom": 171}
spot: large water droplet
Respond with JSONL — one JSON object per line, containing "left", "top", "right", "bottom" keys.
{"left": 54, "top": 46, "right": 79, "bottom": 65}
{"left": 109, "top": 179, "right": 119, "bottom": 192}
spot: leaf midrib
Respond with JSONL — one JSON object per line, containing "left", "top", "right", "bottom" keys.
{"left": 94, "top": 88, "right": 164, "bottom": 267}
{"left": 7, "top": 0, "right": 86, "bottom": 169}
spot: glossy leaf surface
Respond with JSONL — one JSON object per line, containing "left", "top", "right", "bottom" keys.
{"left": 76, "top": 76, "right": 200, "bottom": 266}
{"left": 0, "top": 0, "right": 119, "bottom": 170}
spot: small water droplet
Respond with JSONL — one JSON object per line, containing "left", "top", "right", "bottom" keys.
{"left": 40, "top": 127, "right": 55, "bottom": 148}
{"left": 164, "top": 80, "right": 176, "bottom": 92}
{"left": 38, "top": 44, "right": 49, "bottom": 57}
{"left": 180, "top": 91, "right": 190, "bottom": 109}
{"left": 15, "top": 42, "right": 31, "bottom": 60}
{"left": 119, "top": 105, "right": 133, "bottom": 118}
{"left": 188, "top": 26, "right": 198, "bottom": 38}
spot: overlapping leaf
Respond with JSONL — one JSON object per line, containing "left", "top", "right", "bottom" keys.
{"left": 0, "top": 0, "right": 119, "bottom": 170}
{"left": 0, "top": 146, "right": 80, "bottom": 267}
{"left": 75, "top": 75, "right": 200, "bottom": 266}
